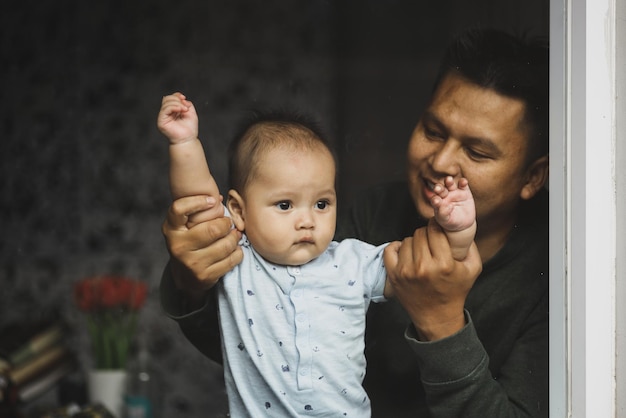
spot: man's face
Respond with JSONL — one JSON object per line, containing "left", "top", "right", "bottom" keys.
{"left": 407, "top": 73, "right": 537, "bottom": 236}
{"left": 236, "top": 146, "right": 337, "bottom": 266}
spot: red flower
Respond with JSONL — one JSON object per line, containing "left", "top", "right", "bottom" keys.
{"left": 73, "top": 276, "right": 148, "bottom": 312}
{"left": 99, "top": 277, "right": 122, "bottom": 308}
{"left": 73, "top": 275, "right": 148, "bottom": 369}
{"left": 129, "top": 282, "right": 148, "bottom": 310}
{"left": 74, "top": 278, "right": 97, "bottom": 311}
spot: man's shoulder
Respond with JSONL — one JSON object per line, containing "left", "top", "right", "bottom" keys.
{"left": 473, "top": 188, "right": 549, "bottom": 307}
{"left": 337, "top": 181, "right": 423, "bottom": 244}
{"left": 352, "top": 180, "right": 412, "bottom": 204}
{"left": 520, "top": 188, "right": 549, "bottom": 223}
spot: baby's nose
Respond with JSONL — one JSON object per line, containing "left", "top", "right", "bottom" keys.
{"left": 296, "top": 210, "right": 315, "bottom": 229}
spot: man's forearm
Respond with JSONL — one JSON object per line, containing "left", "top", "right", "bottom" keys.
{"left": 406, "top": 312, "right": 548, "bottom": 417}
{"left": 160, "top": 262, "right": 223, "bottom": 363}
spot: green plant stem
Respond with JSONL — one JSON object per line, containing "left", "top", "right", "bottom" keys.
{"left": 86, "top": 311, "right": 139, "bottom": 369}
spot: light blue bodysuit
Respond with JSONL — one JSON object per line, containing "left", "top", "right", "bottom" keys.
{"left": 218, "top": 235, "right": 387, "bottom": 417}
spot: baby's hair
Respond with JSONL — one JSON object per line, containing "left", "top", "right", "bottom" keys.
{"left": 227, "top": 109, "right": 336, "bottom": 193}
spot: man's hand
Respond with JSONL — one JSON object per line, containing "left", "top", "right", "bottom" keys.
{"left": 384, "top": 218, "right": 482, "bottom": 341}
{"left": 162, "top": 195, "right": 243, "bottom": 304}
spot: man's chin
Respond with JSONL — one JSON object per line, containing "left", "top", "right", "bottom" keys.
{"left": 412, "top": 193, "right": 435, "bottom": 220}
{"left": 408, "top": 180, "right": 433, "bottom": 217}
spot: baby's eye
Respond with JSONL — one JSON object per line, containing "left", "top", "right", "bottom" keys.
{"left": 315, "top": 200, "right": 329, "bottom": 210}
{"left": 276, "top": 201, "right": 292, "bottom": 211}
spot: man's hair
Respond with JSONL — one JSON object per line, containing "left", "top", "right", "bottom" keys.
{"left": 433, "top": 28, "right": 549, "bottom": 165}
{"left": 228, "top": 109, "right": 336, "bottom": 192}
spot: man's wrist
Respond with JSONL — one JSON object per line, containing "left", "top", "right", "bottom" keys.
{"left": 412, "top": 311, "right": 467, "bottom": 341}
{"left": 405, "top": 311, "right": 487, "bottom": 384}
{"left": 161, "top": 262, "right": 210, "bottom": 319}
{"left": 169, "top": 259, "right": 212, "bottom": 312}
{"left": 180, "top": 288, "right": 210, "bottom": 312}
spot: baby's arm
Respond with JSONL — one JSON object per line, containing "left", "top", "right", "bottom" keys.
{"left": 430, "top": 176, "right": 477, "bottom": 260}
{"left": 157, "top": 92, "right": 223, "bottom": 223}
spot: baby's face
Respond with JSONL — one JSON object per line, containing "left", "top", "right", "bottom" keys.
{"left": 240, "top": 146, "right": 336, "bottom": 266}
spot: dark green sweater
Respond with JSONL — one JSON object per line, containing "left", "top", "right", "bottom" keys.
{"left": 338, "top": 181, "right": 549, "bottom": 417}
{"left": 161, "top": 181, "right": 549, "bottom": 417}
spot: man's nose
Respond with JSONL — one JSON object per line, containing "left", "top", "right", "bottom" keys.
{"left": 430, "top": 141, "right": 461, "bottom": 177}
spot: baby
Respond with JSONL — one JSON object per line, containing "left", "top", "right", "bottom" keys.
{"left": 158, "top": 92, "right": 476, "bottom": 417}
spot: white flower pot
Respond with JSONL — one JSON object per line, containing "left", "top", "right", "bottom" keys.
{"left": 87, "top": 369, "right": 128, "bottom": 418}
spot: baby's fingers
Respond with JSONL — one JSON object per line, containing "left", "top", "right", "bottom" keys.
{"left": 432, "top": 183, "right": 449, "bottom": 199}
{"left": 160, "top": 100, "right": 189, "bottom": 115}
{"left": 443, "top": 176, "right": 458, "bottom": 191}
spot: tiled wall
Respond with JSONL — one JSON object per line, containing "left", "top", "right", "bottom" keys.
{"left": 0, "top": 1, "right": 547, "bottom": 417}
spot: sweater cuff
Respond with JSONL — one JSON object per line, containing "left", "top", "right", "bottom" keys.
{"left": 404, "top": 310, "right": 488, "bottom": 384}
{"left": 160, "top": 262, "right": 210, "bottom": 322}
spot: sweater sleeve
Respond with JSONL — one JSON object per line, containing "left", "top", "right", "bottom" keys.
{"left": 160, "top": 262, "right": 224, "bottom": 364}
{"left": 406, "top": 307, "right": 548, "bottom": 418}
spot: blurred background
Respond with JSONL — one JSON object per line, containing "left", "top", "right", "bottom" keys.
{"left": 0, "top": 0, "right": 547, "bottom": 416}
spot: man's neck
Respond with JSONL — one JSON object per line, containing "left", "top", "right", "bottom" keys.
{"left": 474, "top": 216, "right": 518, "bottom": 263}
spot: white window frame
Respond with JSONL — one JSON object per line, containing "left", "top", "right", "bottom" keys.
{"left": 550, "top": 0, "right": 623, "bottom": 416}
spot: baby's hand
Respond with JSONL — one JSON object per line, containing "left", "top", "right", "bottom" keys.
{"left": 430, "top": 176, "right": 475, "bottom": 232}
{"left": 157, "top": 92, "right": 199, "bottom": 145}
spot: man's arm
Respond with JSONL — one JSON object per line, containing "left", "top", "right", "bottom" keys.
{"left": 346, "top": 182, "right": 548, "bottom": 416}
{"left": 159, "top": 195, "right": 242, "bottom": 363}
{"left": 407, "top": 300, "right": 548, "bottom": 417}
{"left": 384, "top": 219, "right": 547, "bottom": 417}
{"left": 384, "top": 219, "right": 482, "bottom": 341}
{"left": 160, "top": 261, "right": 223, "bottom": 363}
{"left": 162, "top": 195, "right": 242, "bottom": 294}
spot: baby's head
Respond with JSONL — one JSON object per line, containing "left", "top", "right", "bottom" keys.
{"left": 226, "top": 111, "right": 337, "bottom": 266}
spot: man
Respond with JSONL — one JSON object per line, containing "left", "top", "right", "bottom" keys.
{"left": 161, "top": 28, "right": 549, "bottom": 417}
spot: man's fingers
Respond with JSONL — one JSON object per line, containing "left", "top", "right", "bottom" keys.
{"left": 197, "top": 245, "right": 244, "bottom": 284}
{"left": 383, "top": 241, "right": 402, "bottom": 272}
{"left": 391, "top": 222, "right": 450, "bottom": 280}
{"left": 166, "top": 226, "right": 241, "bottom": 285}
{"left": 462, "top": 241, "right": 483, "bottom": 277}
{"left": 177, "top": 245, "right": 244, "bottom": 291}
{"left": 389, "top": 235, "right": 420, "bottom": 281}
{"left": 186, "top": 196, "right": 225, "bottom": 228}
{"left": 164, "top": 217, "right": 235, "bottom": 256}
{"left": 166, "top": 195, "right": 219, "bottom": 230}
{"left": 425, "top": 218, "right": 450, "bottom": 256}
{"left": 193, "top": 220, "right": 239, "bottom": 251}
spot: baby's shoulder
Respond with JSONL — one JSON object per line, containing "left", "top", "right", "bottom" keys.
{"left": 328, "top": 238, "right": 385, "bottom": 254}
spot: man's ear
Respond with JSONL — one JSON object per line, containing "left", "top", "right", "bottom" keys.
{"left": 227, "top": 189, "right": 246, "bottom": 232}
{"left": 520, "top": 155, "right": 549, "bottom": 200}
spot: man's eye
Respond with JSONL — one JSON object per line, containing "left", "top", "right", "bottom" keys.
{"left": 315, "top": 200, "right": 329, "bottom": 210}
{"left": 424, "top": 126, "right": 444, "bottom": 141}
{"left": 276, "top": 201, "right": 291, "bottom": 210}
{"left": 466, "top": 147, "right": 490, "bottom": 161}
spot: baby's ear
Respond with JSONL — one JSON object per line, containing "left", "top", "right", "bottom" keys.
{"left": 227, "top": 190, "right": 246, "bottom": 232}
